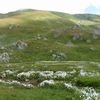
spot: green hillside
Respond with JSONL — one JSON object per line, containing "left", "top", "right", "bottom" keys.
{"left": 0, "top": 10, "right": 100, "bottom": 62}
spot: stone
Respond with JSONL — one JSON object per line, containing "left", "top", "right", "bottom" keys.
{"left": 39, "top": 80, "right": 55, "bottom": 87}
{"left": 54, "top": 71, "right": 67, "bottom": 78}
{"left": 0, "top": 52, "right": 10, "bottom": 63}
{"left": 52, "top": 52, "right": 66, "bottom": 61}
{"left": 17, "top": 71, "right": 35, "bottom": 78}
{"left": 39, "top": 71, "right": 53, "bottom": 78}
{"left": 15, "top": 40, "right": 27, "bottom": 50}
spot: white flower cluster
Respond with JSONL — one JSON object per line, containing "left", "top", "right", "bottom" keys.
{"left": 0, "top": 79, "right": 33, "bottom": 88}
{"left": 39, "top": 80, "right": 55, "bottom": 87}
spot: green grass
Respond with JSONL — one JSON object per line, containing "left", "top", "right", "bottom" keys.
{"left": 0, "top": 84, "right": 81, "bottom": 100}
{"left": 76, "top": 76, "right": 100, "bottom": 87}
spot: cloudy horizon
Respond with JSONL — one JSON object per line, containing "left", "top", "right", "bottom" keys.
{"left": 0, "top": 0, "right": 100, "bottom": 14}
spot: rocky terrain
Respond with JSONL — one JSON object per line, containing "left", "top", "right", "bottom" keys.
{"left": 0, "top": 9, "right": 100, "bottom": 100}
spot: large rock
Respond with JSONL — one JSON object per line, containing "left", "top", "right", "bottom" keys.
{"left": 52, "top": 52, "right": 66, "bottom": 61}
{"left": 15, "top": 40, "right": 27, "bottom": 50}
{"left": 0, "top": 52, "right": 10, "bottom": 63}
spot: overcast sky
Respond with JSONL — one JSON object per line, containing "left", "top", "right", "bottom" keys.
{"left": 0, "top": 0, "right": 100, "bottom": 14}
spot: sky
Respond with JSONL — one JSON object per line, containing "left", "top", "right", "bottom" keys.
{"left": 0, "top": 0, "right": 100, "bottom": 14}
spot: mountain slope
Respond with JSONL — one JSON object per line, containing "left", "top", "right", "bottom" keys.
{"left": 0, "top": 10, "right": 100, "bottom": 62}
{"left": 0, "top": 10, "right": 100, "bottom": 100}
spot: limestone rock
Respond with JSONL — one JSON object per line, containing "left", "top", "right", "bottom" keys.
{"left": 15, "top": 40, "right": 27, "bottom": 50}
{"left": 0, "top": 52, "right": 10, "bottom": 63}
{"left": 39, "top": 80, "right": 55, "bottom": 87}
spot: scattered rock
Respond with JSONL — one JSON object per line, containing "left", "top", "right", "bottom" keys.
{"left": 15, "top": 40, "right": 27, "bottom": 50}
{"left": 66, "top": 41, "right": 74, "bottom": 48}
{"left": 0, "top": 52, "right": 10, "bottom": 63}
{"left": 17, "top": 71, "right": 35, "bottom": 78}
{"left": 52, "top": 52, "right": 66, "bottom": 61}
{"left": 39, "top": 80, "right": 55, "bottom": 87}
{"left": 54, "top": 71, "right": 67, "bottom": 78}
{"left": 39, "top": 71, "right": 53, "bottom": 78}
